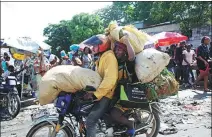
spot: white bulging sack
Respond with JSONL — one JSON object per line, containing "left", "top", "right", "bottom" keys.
{"left": 39, "top": 65, "right": 102, "bottom": 105}
{"left": 135, "top": 49, "right": 170, "bottom": 83}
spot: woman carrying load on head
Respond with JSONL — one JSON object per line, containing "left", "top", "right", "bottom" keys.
{"left": 69, "top": 44, "right": 82, "bottom": 66}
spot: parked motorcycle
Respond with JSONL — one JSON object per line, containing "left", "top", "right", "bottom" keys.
{"left": 0, "top": 76, "right": 21, "bottom": 119}
{"left": 27, "top": 86, "right": 161, "bottom": 137}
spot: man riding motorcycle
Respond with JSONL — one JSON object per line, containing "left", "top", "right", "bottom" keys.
{"left": 81, "top": 34, "right": 119, "bottom": 137}
{"left": 110, "top": 35, "right": 138, "bottom": 137}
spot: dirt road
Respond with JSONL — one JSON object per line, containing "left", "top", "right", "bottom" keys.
{"left": 1, "top": 89, "right": 211, "bottom": 137}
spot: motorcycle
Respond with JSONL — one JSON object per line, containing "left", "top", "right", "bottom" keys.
{"left": 0, "top": 76, "right": 21, "bottom": 119}
{"left": 27, "top": 85, "right": 161, "bottom": 137}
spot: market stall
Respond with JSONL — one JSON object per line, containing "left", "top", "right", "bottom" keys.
{"left": 1, "top": 37, "right": 51, "bottom": 99}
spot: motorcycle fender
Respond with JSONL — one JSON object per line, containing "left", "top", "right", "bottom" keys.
{"left": 32, "top": 115, "right": 74, "bottom": 131}
{"left": 151, "top": 103, "right": 162, "bottom": 115}
{"left": 32, "top": 115, "right": 58, "bottom": 126}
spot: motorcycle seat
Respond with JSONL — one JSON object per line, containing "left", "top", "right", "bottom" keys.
{"left": 83, "top": 85, "right": 96, "bottom": 92}
{"left": 58, "top": 91, "right": 71, "bottom": 96}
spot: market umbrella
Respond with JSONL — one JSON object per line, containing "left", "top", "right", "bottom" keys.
{"left": 3, "top": 37, "right": 51, "bottom": 53}
{"left": 0, "top": 40, "right": 10, "bottom": 48}
{"left": 153, "top": 32, "right": 188, "bottom": 47}
{"left": 79, "top": 35, "right": 105, "bottom": 51}
{"left": 79, "top": 34, "right": 158, "bottom": 51}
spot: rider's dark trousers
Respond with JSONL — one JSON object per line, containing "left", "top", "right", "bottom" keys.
{"left": 86, "top": 97, "right": 111, "bottom": 137}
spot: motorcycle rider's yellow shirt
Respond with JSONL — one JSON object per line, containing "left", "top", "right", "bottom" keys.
{"left": 94, "top": 50, "right": 118, "bottom": 100}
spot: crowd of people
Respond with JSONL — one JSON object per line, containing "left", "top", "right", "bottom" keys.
{"left": 0, "top": 31, "right": 212, "bottom": 137}
{"left": 161, "top": 36, "right": 212, "bottom": 92}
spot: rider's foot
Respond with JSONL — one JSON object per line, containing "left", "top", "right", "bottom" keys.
{"left": 204, "top": 89, "right": 212, "bottom": 92}
{"left": 126, "top": 129, "right": 135, "bottom": 137}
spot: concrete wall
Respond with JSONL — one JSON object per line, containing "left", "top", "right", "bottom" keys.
{"left": 141, "top": 23, "right": 181, "bottom": 35}
{"left": 188, "top": 25, "right": 212, "bottom": 48}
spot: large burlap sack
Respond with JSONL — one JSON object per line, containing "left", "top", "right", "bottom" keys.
{"left": 106, "top": 21, "right": 151, "bottom": 54}
{"left": 39, "top": 65, "right": 102, "bottom": 105}
{"left": 135, "top": 48, "right": 170, "bottom": 83}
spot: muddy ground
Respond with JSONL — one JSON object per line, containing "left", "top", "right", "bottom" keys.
{"left": 1, "top": 89, "right": 211, "bottom": 137}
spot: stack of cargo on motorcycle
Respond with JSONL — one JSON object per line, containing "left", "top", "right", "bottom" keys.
{"left": 106, "top": 21, "right": 179, "bottom": 101}
{"left": 106, "top": 21, "right": 179, "bottom": 137}
{"left": 36, "top": 22, "right": 179, "bottom": 137}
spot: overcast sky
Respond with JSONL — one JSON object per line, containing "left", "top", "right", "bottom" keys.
{"left": 1, "top": 2, "right": 112, "bottom": 41}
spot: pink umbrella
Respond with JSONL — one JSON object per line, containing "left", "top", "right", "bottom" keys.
{"left": 153, "top": 32, "right": 188, "bottom": 47}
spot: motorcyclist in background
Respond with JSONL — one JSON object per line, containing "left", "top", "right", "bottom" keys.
{"left": 80, "top": 34, "right": 119, "bottom": 137}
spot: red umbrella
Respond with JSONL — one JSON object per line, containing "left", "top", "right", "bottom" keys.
{"left": 153, "top": 32, "right": 188, "bottom": 47}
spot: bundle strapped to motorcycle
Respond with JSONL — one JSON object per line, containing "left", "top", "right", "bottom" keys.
{"left": 118, "top": 65, "right": 150, "bottom": 108}
{"left": 119, "top": 65, "right": 179, "bottom": 109}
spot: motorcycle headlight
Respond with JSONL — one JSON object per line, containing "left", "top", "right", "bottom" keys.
{"left": 61, "top": 101, "right": 65, "bottom": 107}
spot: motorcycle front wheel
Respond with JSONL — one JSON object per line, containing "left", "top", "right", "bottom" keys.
{"left": 133, "top": 108, "right": 160, "bottom": 137}
{"left": 26, "top": 121, "right": 74, "bottom": 137}
{"left": 7, "top": 92, "right": 21, "bottom": 119}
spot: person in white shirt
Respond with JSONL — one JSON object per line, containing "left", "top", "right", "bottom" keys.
{"left": 49, "top": 54, "right": 60, "bottom": 68}
{"left": 182, "top": 44, "right": 195, "bottom": 87}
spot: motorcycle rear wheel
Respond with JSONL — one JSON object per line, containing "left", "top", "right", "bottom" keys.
{"left": 26, "top": 121, "right": 74, "bottom": 137}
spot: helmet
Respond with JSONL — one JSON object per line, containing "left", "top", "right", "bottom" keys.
{"left": 70, "top": 44, "right": 80, "bottom": 52}
{"left": 82, "top": 34, "right": 110, "bottom": 55}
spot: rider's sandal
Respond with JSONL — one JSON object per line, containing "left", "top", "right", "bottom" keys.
{"left": 204, "top": 89, "right": 212, "bottom": 92}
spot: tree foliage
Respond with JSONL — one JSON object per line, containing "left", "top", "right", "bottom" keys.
{"left": 68, "top": 13, "right": 104, "bottom": 44}
{"left": 95, "top": 4, "right": 127, "bottom": 27}
{"left": 150, "top": 1, "right": 212, "bottom": 37}
{"left": 96, "top": 1, "right": 211, "bottom": 37}
{"left": 96, "top": 2, "right": 155, "bottom": 25}
{"left": 43, "top": 20, "right": 71, "bottom": 56}
{"left": 44, "top": 2, "right": 212, "bottom": 54}
{"left": 43, "top": 13, "right": 104, "bottom": 55}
